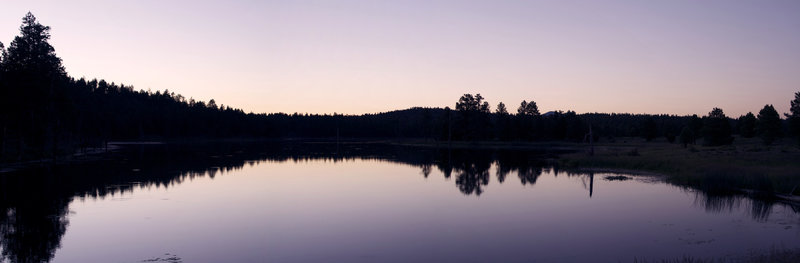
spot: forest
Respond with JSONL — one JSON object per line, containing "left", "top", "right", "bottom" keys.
{"left": 1, "top": 13, "right": 799, "bottom": 163}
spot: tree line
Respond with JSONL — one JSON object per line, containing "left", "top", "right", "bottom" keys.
{"left": 444, "top": 93, "right": 800, "bottom": 147}
{"left": 1, "top": 13, "right": 799, "bottom": 162}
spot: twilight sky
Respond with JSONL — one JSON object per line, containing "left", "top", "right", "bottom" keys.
{"left": 2, "top": 0, "right": 799, "bottom": 116}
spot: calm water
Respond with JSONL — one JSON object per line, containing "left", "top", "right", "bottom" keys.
{"left": 1, "top": 143, "right": 798, "bottom": 263}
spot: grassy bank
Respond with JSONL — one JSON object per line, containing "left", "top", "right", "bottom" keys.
{"left": 558, "top": 136, "right": 800, "bottom": 198}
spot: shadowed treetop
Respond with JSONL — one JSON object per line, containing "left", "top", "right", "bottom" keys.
{"left": 495, "top": 102, "right": 508, "bottom": 115}
{"left": 737, "top": 112, "right": 756, "bottom": 138}
{"left": 702, "top": 107, "right": 733, "bottom": 146}
{"left": 708, "top": 107, "right": 726, "bottom": 119}
{"left": 517, "top": 100, "right": 540, "bottom": 116}
{"left": 2, "top": 12, "right": 64, "bottom": 76}
{"left": 455, "top": 93, "right": 489, "bottom": 113}
{"left": 788, "top": 92, "right": 800, "bottom": 141}
{"left": 789, "top": 92, "right": 800, "bottom": 118}
{"left": 756, "top": 104, "right": 782, "bottom": 145}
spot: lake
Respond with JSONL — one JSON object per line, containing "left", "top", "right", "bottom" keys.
{"left": 1, "top": 142, "right": 798, "bottom": 263}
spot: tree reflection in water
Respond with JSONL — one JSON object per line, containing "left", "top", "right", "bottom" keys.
{"left": 0, "top": 171, "right": 69, "bottom": 263}
{"left": 0, "top": 142, "right": 796, "bottom": 262}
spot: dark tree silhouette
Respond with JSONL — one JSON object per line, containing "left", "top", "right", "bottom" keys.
{"left": 679, "top": 126, "right": 694, "bottom": 148}
{"left": 756, "top": 104, "right": 782, "bottom": 145}
{"left": 495, "top": 102, "right": 508, "bottom": 115}
{"left": 455, "top": 94, "right": 489, "bottom": 113}
{"left": 453, "top": 94, "right": 491, "bottom": 140}
{"left": 0, "top": 179, "right": 69, "bottom": 263}
{"left": 0, "top": 41, "right": 5, "bottom": 159}
{"left": 494, "top": 102, "right": 513, "bottom": 140}
{"left": 641, "top": 117, "right": 658, "bottom": 141}
{"left": 787, "top": 92, "right": 800, "bottom": 145}
{"left": 580, "top": 113, "right": 688, "bottom": 143}
{"left": 563, "top": 111, "right": 584, "bottom": 140}
{"left": 702, "top": 108, "right": 733, "bottom": 146}
{"left": 737, "top": 112, "right": 756, "bottom": 138}
{"left": 516, "top": 100, "right": 540, "bottom": 116}
{"left": 454, "top": 161, "right": 491, "bottom": 196}
{"left": 688, "top": 114, "right": 703, "bottom": 140}
{"left": 0, "top": 12, "right": 68, "bottom": 161}
{"left": 2, "top": 13, "right": 64, "bottom": 75}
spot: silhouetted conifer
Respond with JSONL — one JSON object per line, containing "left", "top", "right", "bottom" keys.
{"left": 495, "top": 102, "right": 508, "bottom": 115}
{"left": 787, "top": 92, "right": 800, "bottom": 145}
{"left": 702, "top": 108, "right": 733, "bottom": 146}
{"left": 454, "top": 94, "right": 491, "bottom": 140}
{"left": 517, "top": 100, "right": 540, "bottom": 116}
{"left": 756, "top": 104, "right": 782, "bottom": 145}
{"left": 737, "top": 112, "right": 756, "bottom": 138}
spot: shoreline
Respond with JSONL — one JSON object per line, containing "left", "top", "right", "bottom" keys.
{"left": 3, "top": 138, "right": 798, "bottom": 203}
{"left": 0, "top": 144, "right": 121, "bottom": 173}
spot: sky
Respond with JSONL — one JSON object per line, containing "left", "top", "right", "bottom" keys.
{"left": 1, "top": 0, "right": 799, "bottom": 116}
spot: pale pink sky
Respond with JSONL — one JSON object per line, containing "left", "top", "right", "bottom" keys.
{"left": 2, "top": 0, "right": 799, "bottom": 116}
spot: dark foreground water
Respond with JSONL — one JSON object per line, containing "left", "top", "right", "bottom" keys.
{"left": 1, "top": 143, "right": 798, "bottom": 263}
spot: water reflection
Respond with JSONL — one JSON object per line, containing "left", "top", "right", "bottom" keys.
{"left": 0, "top": 172, "right": 68, "bottom": 263}
{"left": 0, "top": 142, "right": 797, "bottom": 263}
{"left": 693, "top": 191, "right": 800, "bottom": 222}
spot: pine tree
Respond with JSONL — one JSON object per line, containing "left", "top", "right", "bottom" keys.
{"left": 3, "top": 12, "right": 64, "bottom": 76}
{"left": 495, "top": 102, "right": 508, "bottom": 115}
{"left": 702, "top": 108, "right": 733, "bottom": 146}
{"left": 786, "top": 92, "right": 800, "bottom": 145}
{"left": 1, "top": 12, "right": 67, "bottom": 158}
{"left": 756, "top": 104, "right": 782, "bottom": 145}
{"left": 737, "top": 112, "right": 756, "bottom": 138}
{"left": 517, "top": 100, "right": 540, "bottom": 116}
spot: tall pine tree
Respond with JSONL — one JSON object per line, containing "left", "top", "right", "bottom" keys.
{"left": 1, "top": 12, "right": 68, "bottom": 159}
{"left": 756, "top": 104, "right": 782, "bottom": 145}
